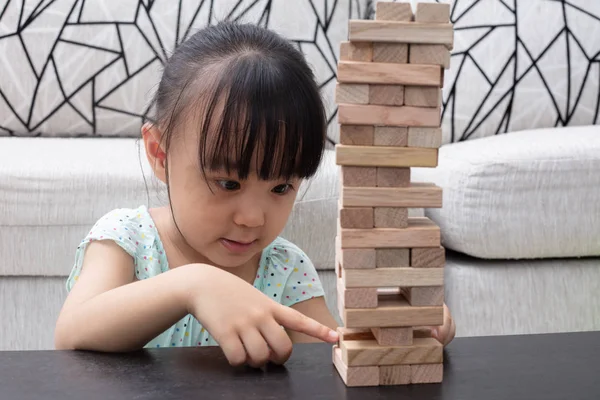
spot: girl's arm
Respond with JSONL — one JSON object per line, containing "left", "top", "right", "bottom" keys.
{"left": 55, "top": 240, "right": 338, "bottom": 366}
{"left": 54, "top": 240, "right": 195, "bottom": 352}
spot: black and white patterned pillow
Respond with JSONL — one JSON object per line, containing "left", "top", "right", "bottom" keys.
{"left": 0, "top": 0, "right": 369, "bottom": 139}
{"left": 370, "top": 0, "right": 600, "bottom": 143}
{"left": 1, "top": 0, "right": 599, "bottom": 144}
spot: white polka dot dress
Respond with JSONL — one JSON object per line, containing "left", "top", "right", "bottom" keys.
{"left": 66, "top": 205, "right": 325, "bottom": 348}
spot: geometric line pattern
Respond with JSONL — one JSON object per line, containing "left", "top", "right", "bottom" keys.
{"left": 0, "top": 0, "right": 370, "bottom": 140}
{"left": 2, "top": 0, "right": 599, "bottom": 144}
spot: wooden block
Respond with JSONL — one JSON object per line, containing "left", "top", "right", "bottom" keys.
{"left": 349, "top": 20, "right": 454, "bottom": 49}
{"left": 340, "top": 206, "right": 374, "bottom": 229}
{"left": 338, "top": 278, "right": 378, "bottom": 308}
{"left": 380, "top": 364, "right": 411, "bottom": 385}
{"left": 402, "top": 286, "right": 445, "bottom": 306}
{"left": 376, "top": 167, "right": 410, "bottom": 187}
{"left": 411, "top": 363, "right": 444, "bottom": 383}
{"left": 335, "top": 83, "right": 369, "bottom": 105}
{"left": 343, "top": 267, "right": 444, "bottom": 288}
{"left": 369, "top": 84, "right": 404, "bottom": 106}
{"left": 337, "top": 327, "right": 375, "bottom": 341}
{"left": 340, "top": 41, "right": 350, "bottom": 61}
{"left": 338, "top": 61, "right": 441, "bottom": 86}
{"left": 344, "top": 295, "right": 444, "bottom": 328}
{"left": 374, "top": 127, "right": 408, "bottom": 147}
{"left": 339, "top": 245, "right": 376, "bottom": 269}
{"left": 337, "top": 276, "right": 345, "bottom": 318}
{"left": 405, "top": 86, "right": 441, "bottom": 108}
{"left": 411, "top": 246, "right": 446, "bottom": 267}
{"left": 341, "top": 166, "right": 376, "bottom": 187}
{"left": 348, "top": 41, "right": 373, "bottom": 61}
{"left": 340, "top": 335, "right": 443, "bottom": 366}
{"left": 341, "top": 250, "right": 376, "bottom": 268}
{"left": 408, "top": 127, "right": 442, "bottom": 148}
{"left": 333, "top": 346, "right": 379, "bottom": 387}
{"left": 409, "top": 44, "right": 450, "bottom": 68}
{"left": 341, "top": 217, "right": 441, "bottom": 249}
{"left": 371, "top": 327, "right": 413, "bottom": 346}
{"left": 340, "top": 125, "right": 374, "bottom": 146}
{"left": 335, "top": 238, "right": 342, "bottom": 278}
{"left": 341, "top": 183, "right": 442, "bottom": 208}
{"left": 338, "top": 104, "right": 440, "bottom": 128}
{"left": 373, "top": 43, "right": 408, "bottom": 63}
{"left": 339, "top": 246, "right": 376, "bottom": 269}
{"left": 415, "top": 3, "right": 450, "bottom": 23}
{"left": 336, "top": 144, "right": 438, "bottom": 167}
{"left": 376, "top": 167, "right": 411, "bottom": 188}
{"left": 374, "top": 207, "right": 408, "bottom": 228}
{"left": 377, "top": 248, "right": 410, "bottom": 268}
{"left": 375, "top": 1, "right": 413, "bottom": 21}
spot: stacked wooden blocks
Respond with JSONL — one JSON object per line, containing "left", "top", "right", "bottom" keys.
{"left": 333, "top": 1, "right": 453, "bottom": 387}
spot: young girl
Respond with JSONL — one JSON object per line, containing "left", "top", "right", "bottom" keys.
{"left": 55, "top": 22, "right": 454, "bottom": 368}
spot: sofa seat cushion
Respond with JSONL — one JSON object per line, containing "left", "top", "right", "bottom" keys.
{"left": 411, "top": 125, "right": 600, "bottom": 259}
{"left": 442, "top": 250, "right": 600, "bottom": 337}
{"left": 0, "top": 138, "right": 338, "bottom": 275}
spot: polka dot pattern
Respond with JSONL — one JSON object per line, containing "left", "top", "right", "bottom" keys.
{"left": 66, "top": 205, "right": 325, "bottom": 349}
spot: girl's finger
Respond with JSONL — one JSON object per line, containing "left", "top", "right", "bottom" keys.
{"left": 240, "top": 328, "right": 271, "bottom": 368}
{"left": 274, "top": 305, "right": 338, "bottom": 343}
{"left": 446, "top": 316, "right": 456, "bottom": 345}
{"left": 218, "top": 332, "right": 247, "bottom": 367}
{"left": 259, "top": 320, "right": 293, "bottom": 365}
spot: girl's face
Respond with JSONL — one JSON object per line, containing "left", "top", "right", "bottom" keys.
{"left": 144, "top": 122, "right": 301, "bottom": 269}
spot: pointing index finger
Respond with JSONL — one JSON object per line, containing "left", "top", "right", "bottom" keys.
{"left": 275, "top": 305, "right": 339, "bottom": 343}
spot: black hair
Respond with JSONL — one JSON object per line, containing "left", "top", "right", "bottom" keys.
{"left": 151, "top": 21, "right": 327, "bottom": 182}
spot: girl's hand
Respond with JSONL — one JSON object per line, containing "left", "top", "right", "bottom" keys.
{"left": 185, "top": 264, "right": 339, "bottom": 368}
{"left": 430, "top": 303, "right": 456, "bottom": 346}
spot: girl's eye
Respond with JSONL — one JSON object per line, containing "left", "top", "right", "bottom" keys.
{"left": 217, "top": 180, "right": 241, "bottom": 191}
{"left": 272, "top": 184, "right": 293, "bottom": 195}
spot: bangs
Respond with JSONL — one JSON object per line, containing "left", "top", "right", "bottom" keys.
{"left": 194, "top": 52, "right": 326, "bottom": 181}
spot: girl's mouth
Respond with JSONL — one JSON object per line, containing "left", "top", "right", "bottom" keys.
{"left": 219, "top": 238, "right": 257, "bottom": 254}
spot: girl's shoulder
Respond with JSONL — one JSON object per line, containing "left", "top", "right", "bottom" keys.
{"left": 67, "top": 206, "right": 167, "bottom": 291}
{"left": 261, "top": 236, "right": 313, "bottom": 268}
{"left": 83, "top": 205, "right": 158, "bottom": 257}
{"left": 258, "top": 237, "right": 324, "bottom": 306}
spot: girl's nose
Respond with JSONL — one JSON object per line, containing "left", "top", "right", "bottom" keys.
{"left": 233, "top": 202, "right": 265, "bottom": 228}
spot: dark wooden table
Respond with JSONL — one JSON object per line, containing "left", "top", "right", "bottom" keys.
{"left": 2, "top": 331, "right": 599, "bottom": 399}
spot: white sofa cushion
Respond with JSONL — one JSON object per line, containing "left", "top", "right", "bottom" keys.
{"left": 411, "top": 126, "right": 600, "bottom": 259}
{"left": 0, "top": 138, "right": 338, "bottom": 275}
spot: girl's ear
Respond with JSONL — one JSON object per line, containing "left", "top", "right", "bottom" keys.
{"left": 141, "top": 122, "right": 167, "bottom": 183}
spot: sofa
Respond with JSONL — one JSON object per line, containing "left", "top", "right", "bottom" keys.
{"left": 2, "top": 0, "right": 600, "bottom": 351}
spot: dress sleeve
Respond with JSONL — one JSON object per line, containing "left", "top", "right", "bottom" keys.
{"left": 276, "top": 242, "right": 326, "bottom": 307}
{"left": 66, "top": 208, "right": 138, "bottom": 292}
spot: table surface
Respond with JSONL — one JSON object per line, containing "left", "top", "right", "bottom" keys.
{"left": 2, "top": 331, "right": 599, "bottom": 400}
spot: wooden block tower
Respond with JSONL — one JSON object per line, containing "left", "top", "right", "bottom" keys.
{"left": 333, "top": 1, "right": 453, "bottom": 387}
